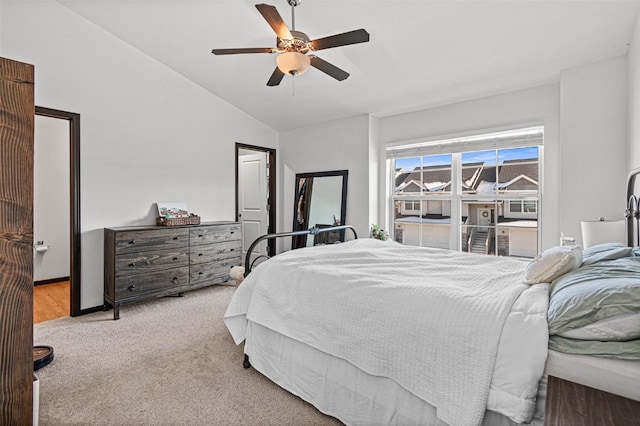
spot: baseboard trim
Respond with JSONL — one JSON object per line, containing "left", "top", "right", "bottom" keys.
{"left": 74, "top": 305, "right": 104, "bottom": 317}
{"left": 34, "top": 276, "right": 70, "bottom": 286}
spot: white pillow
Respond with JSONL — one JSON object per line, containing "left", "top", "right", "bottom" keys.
{"left": 523, "top": 245, "right": 582, "bottom": 284}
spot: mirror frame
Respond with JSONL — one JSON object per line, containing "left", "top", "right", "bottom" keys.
{"left": 292, "top": 169, "right": 348, "bottom": 249}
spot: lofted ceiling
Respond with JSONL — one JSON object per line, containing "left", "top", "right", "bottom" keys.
{"left": 56, "top": 0, "right": 640, "bottom": 132}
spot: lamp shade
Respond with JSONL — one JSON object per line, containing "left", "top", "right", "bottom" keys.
{"left": 580, "top": 219, "right": 625, "bottom": 248}
{"left": 276, "top": 52, "right": 310, "bottom": 76}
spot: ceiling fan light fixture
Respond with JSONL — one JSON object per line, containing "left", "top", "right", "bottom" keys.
{"left": 276, "top": 51, "right": 310, "bottom": 76}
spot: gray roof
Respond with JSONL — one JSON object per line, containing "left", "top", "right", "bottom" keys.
{"left": 396, "top": 158, "right": 538, "bottom": 193}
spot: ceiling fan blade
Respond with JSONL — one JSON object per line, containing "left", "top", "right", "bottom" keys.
{"left": 309, "top": 29, "right": 370, "bottom": 51}
{"left": 267, "top": 67, "right": 285, "bottom": 86}
{"left": 309, "top": 56, "right": 349, "bottom": 81}
{"left": 211, "top": 47, "right": 275, "bottom": 55}
{"left": 255, "top": 4, "right": 293, "bottom": 40}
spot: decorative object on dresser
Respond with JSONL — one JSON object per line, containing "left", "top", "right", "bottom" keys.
{"left": 155, "top": 201, "right": 201, "bottom": 226}
{"left": 104, "top": 221, "right": 241, "bottom": 320}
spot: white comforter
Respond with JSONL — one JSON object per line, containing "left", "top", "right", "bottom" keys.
{"left": 224, "top": 239, "right": 548, "bottom": 425}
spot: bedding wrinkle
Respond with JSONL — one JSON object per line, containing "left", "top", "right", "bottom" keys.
{"left": 225, "top": 239, "right": 547, "bottom": 426}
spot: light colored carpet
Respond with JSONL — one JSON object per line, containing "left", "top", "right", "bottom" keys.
{"left": 34, "top": 285, "right": 341, "bottom": 425}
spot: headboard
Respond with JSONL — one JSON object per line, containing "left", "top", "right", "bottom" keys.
{"left": 626, "top": 167, "right": 640, "bottom": 247}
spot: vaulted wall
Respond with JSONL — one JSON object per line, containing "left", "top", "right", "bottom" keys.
{"left": 1, "top": 0, "right": 278, "bottom": 309}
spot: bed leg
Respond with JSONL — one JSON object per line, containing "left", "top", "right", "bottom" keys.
{"left": 243, "top": 354, "right": 251, "bottom": 369}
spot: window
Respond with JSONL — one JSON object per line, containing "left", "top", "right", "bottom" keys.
{"left": 404, "top": 200, "right": 421, "bottom": 211}
{"left": 388, "top": 127, "right": 542, "bottom": 258}
{"left": 509, "top": 200, "right": 537, "bottom": 214}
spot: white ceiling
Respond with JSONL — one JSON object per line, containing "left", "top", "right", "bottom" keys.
{"left": 57, "top": 0, "right": 640, "bottom": 132}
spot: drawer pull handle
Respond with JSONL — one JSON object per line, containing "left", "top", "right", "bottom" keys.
{"left": 129, "top": 262, "right": 136, "bottom": 267}
{"left": 198, "top": 234, "right": 203, "bottom": 238}
{"left": 128, "top": 284, "right": 137, "bottom": 292}
{"left": 230, "top": 231, "right": 235, "bottom": 234}
{"left": 173, "top": 257, "right": 178, "bottom": 261}
{"left": 172, "top": 277, "right": 179, "bottom": 283}
{"left": 129, "top": 240, "right": 136, "bottom": 245}
{"left": 199, "top": 272, "right": 203, "bottom": 275}
{"left": 173, "top": 237, "right": 179, "bottom": 240}
{"left": 198, "top": 253, "right": 203, "bottom": 256}
{"left": 230, "top": 248, "right": 234, "bottom": 252}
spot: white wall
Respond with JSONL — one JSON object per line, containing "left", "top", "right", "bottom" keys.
{"left": 379, "top": 84, "right": 561, "bottom": 251}
{"left": 629, "top": 11, "right": 640, "bottom": 171}
{"left": 559, "top": 56, "right": 628, "bottom": 245}
{"left": 279, "top": 115, "right": 371, "bottom": 249}
{"left": 34, "top": 115, "right": 70, "bottom": 281}
{"left": 1, "top": 0, "right": 278, "bottom": 309}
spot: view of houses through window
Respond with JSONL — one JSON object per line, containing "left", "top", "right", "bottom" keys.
{"left": 390, "top": 127, "right": 541, "bottom": 258}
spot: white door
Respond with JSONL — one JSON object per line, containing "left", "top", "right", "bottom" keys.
{"left": 238, "top": 152, "right": 269, "bottom": 265}
{"left": 478, "top": 208, "right": 492, "bottom": 231}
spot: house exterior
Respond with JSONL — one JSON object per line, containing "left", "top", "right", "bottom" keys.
{"left": 394, "top": 158, "right": 539, "bottom": 257}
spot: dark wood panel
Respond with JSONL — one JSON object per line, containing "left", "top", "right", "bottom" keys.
{"left": 114, "top": 248, "right": 188, "bottom": 276}
{"left": 189, "top": 240, "right": 241, "bottom": 264}
{"left": 190, "top": 224, "right": 241, "bottom": 246}
{"left": 114, "top": 266, "right": 189, "bottom": 300}
{"left": 104, "top": 222, "right": 241, "bottom": 319}
{"left": 189, "top": 260, "right": 240, "bottom": 287}
{"left": 0, "top": 56, "right": 34, "bottom": 424}
{"left": 113, "top": 228, "right": 188, "bottom": 253}
{"left": 545, "top": 375, "right": 640, "bottom": 426}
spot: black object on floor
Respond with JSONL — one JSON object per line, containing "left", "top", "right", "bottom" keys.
{"left": 34, "top": 345, "right": 54, "bottom": 371}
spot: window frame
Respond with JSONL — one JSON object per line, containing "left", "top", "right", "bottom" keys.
{"left": 388, "top": 127, "right": 542, "bottom": 257}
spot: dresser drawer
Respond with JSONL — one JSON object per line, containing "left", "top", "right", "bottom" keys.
{"left": 115, "top": 248, "right": 188, "bottom": 276}
{"left": 114, "top": 228, "right": 189, "bottom": 254}
{"left": 190, "top": 259, "right": 239, "bottom": 285}
{"left": 190, "top": 224, "right": 240, "bottom": 246}
{"left": 115, "top": 266, "right": 189, "bottom": 300}
{"left": 190, "top": 240, "right": 241, "bottom": 264}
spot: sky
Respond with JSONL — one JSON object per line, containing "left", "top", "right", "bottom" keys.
{"left": 395, "top": 146, "right": 538, "bottom": 171}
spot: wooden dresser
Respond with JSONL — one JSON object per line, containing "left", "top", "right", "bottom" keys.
{"left": 104, "top": 221, "right": 241, "bottom": 319}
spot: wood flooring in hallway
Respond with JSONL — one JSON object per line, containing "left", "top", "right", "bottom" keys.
{"left": 34, "top": 281, "right": 69, "bottom": 323}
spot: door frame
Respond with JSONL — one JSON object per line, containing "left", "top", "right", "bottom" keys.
{"left": 35, "top": 106, "right": 82, "bottom": 317}
{"left": 235, "top": 143, "right": 276, "bottom": 256}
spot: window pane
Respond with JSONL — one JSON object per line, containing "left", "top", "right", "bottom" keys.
{"left": 496, "top": 225, "right": 538, "bottom": 258}
{"left": 395, "top": 157, "right": 422, "bottom": 196}
{"left": 461, "top": 150, "right": 497, "bottom": 194}
{"left": 523, "top": 200, "right": 537, "bottom": 213}
{"left": 461, "top": 200, "right": 497, "bottom": 254}
{"left": 422, "top": 154, "right": 452, "bottom": 193}
{"left": 421, "top": 200, "right": 451, "bottom": 249}
{"left": 498, "top": 147, "right": 539, "bottom": 192}
{"left": 393, "top": 198, "right": 421, "bottom": 246}
{"left": 510, "top": 200, "right": 522, "bottom": 213}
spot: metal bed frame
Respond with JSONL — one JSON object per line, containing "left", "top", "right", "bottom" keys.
{"left": 243, "top": 224, "right": 358, "bottom": 277}
{"left": 626, "top": 167, "right": 640, "bottom": 247}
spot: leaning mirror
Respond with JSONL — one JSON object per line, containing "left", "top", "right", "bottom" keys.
{"left": 292, "top": 170, "right": 348, "bottom": 249}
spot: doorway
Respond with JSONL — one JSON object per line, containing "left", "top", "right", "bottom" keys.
{"left": 235, "top": 143, "right": 276, "bottom": 263}
{"left": 34, "top": 106, "right": 81, "bottom": 318}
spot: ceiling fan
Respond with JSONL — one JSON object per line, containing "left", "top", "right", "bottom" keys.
{"left": 211, "top": 0, "right": 370, "bottom": 87}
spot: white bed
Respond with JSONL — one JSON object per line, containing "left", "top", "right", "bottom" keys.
{"left": 225, "top": 240, "right": 550, "bottom": 425}
{"left": 224, "top": 167, "right": 640, "bottom": 425}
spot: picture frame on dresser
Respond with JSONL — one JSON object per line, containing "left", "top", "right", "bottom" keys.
{"left": 104, "top": 221, "right": 241, "bottom": 320}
